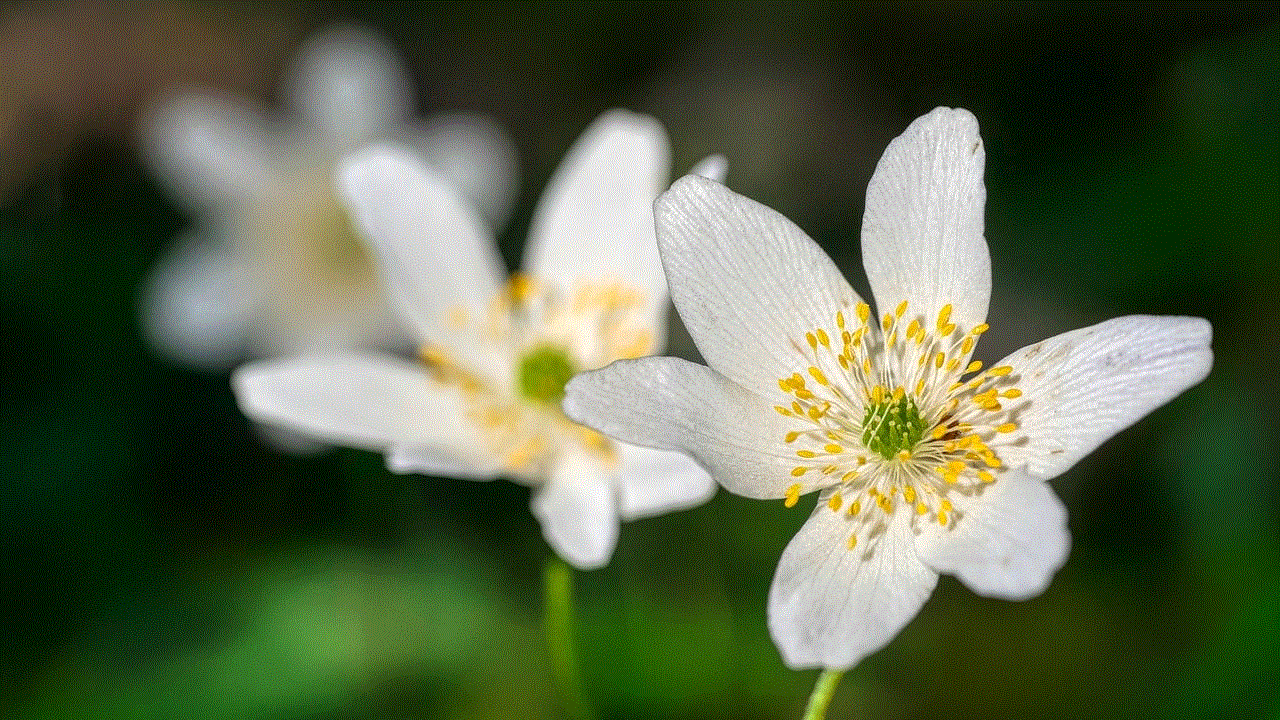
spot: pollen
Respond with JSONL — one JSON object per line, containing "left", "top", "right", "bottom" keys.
{"left": 785, "top": 483, "right": 802, "bottom": 508}
{"left": 772, "top": 299, "right": 1023, "bottom": 536}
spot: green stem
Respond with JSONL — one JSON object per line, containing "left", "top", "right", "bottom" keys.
{"left": 544, "top": 556, "right": 593, "bottom": 720}
{"left": 801, "top": 669, "right": 845, "bottom": 720}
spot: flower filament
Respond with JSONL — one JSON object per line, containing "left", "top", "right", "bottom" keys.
{"left": 774, "top": 300, "right": 1024, "bottom": 547}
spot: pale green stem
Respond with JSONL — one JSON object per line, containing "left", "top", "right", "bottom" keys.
{"left": 801, "top": 669, "right": 846, "bottom": 720}
{"left": 544, "top": 556, "right": 593, "bottom": 720}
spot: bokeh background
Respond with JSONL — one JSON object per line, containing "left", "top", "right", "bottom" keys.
{"left": 3, "top": 2, "right": 1277, "bottom": 718}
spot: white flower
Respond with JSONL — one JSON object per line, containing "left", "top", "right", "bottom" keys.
{"left": 141, "top": 24, "right": 518, "bottom": 369}
{"left": 563, "top": 107, "right": 1213, "bottom": 668}
{"left": 233, "top": 110, "right": 726, "bottom": 570}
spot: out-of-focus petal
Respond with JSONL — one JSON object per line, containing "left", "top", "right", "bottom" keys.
{"left": 531, "top": 448, "right": 620, "bottom": 570}
{"left": 281, "top": 24, "right": 412, "bottom": 144}
{"left": 612, "top": 443, "right": 716, "bottom": 521}
{"left": 522, "top": 110, "right": 671, "bottom": 346}
{"left": 232, "top": 353, "right": 494, "bottom": 480}
{"left": 335, "top": 145, "right": 507, "bottom": 358}
{"left": 141, "top": 91, "right": 277, "bottom": 211}
{"left": 141, "top": 231, "right": 260, "bottom": 370}
{"left": 408, "top": 112, "right": 520, "bottom": 230}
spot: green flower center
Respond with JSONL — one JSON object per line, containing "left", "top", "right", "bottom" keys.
{"left": 861, "top": 393, "right": 928, "bottom": 460}
{"left": 518, "top": 346, "right": 576, "bottom": 405}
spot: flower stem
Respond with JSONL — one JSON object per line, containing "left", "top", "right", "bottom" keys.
{"left": 801, "top": 669, "right": 845, "bottom": 720}
{"left": 544, "top": 555, "right": 593, "bottom": 720}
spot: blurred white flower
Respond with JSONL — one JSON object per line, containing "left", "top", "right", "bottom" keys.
{"left": 563, "top": 108, "right": 1213, "bottom": 667}
{"left": 141, "top": 24, "right": 518, "bottom": 369}
{"left": 234, "top": 111, "right": 726, "bottom": 569}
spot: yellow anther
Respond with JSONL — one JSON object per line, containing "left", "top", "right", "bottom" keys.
{"left": 971, "top": 323, "right": 989, "bottom": 335}
{"left": 838, "top": 354, "right": 849, "bottom": 370}
{"left": 936, "top": 304, "right": 953, "bottom": 332}
{"left": 862, "top": 359, "right": 872, "bottom": 375}
{"left": 508, "top": 272, "right": 535, "bottom": 302}
{"left": 774, "top": 405, "right": 793, "bottom": 417}
{"left": 940, "top": 323, "right": 956, "bottom": 336}
{"left": 940, "top": 499, "right": 953, "bottom": 512}
{"left": 840, "top": 470, "right": 859, "bottom": 482}
{"left": 791, "top": 373, "right": 806, "bottom": 388}
{"left": 943, "top": 441, "right": 957, "bottom": 452}
{"left": 791, "top": 401, "right": 803, "bottom": 414}
{"left": 916, "top": 502, "right": 928, "bottom": 515}
{"left": 824, "top": 444, "right": 844, "bottom": 454}
{"left": 791, "top": 467, "right": 808, "bottom": 477}
{"left": 937, "top": 510, "right": 948, "bottom": 525}
{"left": 882, "top": 313, "right": 893, "bottom": 332}
{"left": 935, "top": 351, "right": 945, "bottom": 369}
{"left": 903, "top": 486, "right": 917, "bottom": 503}
{"left": 816, "top": 329, "right": 830, "bottom": 347}
{"left": 961, "top": 337, "right": 974, "bottom": 355}
{"left": 785, "top": 431, "right": 801, "bottom": 443}
{"left": 997, "top": 423, "right": 1018, "bottom": 433}
{"left": 778, "top": 378, "right": 791, "bottom": 393}
{"left": 849, "top": 500, "right": 861, "bottom": 516}
{"left": 847, "top": 533, "right": 858, "bottom": 549}
{"left": 907, "top": 318, "right": 921, "bottom": 339}
{"left": 795, "top": 389, "right": 814, "bottom": 400}
{"left": 897, "top": 450, "right": 912, "bottom": 462}
{"left": 828, "top": 493, "right": 843, "bottom": 512}
{"left": 946, "top": 358, "right": 960, "bottom": 372}
{"left": 978, "top": 470, "right": 995, "bottom": 483}
{"left": 836, "top": 311, "right": 845, "bottom": 329}
{"left": 807, "top": 405, "right": 826, "bottom": 420}
{"left": 966, "top": 360, "right": 983, "bottom": 374}
{"left": 989, "top": 366, "right": 1013, "bottom": 376}
{"left": 982, "top": 454, "right": 1002, "bottom": 468}
{"left": 1002, "top": 389, "right": 1023, "bottom": 398}
{"left": 892, "top": 386, "right": 905, "bottom": 401}
{"left": 876, "top": 495, "right": 892, "bottom": 512}
{"left": 895, "top": 300, "right": 908, "bottom": 318}
{"left": 856, "top": 302, "right": 870, "bottom": 323}
{"left": 932, "top": 425, "right": 949, "bottom": 440}
{"left": 887, "top": 330, "right": 898, "bottom": 348}
{"left": 796, "top": 450, "right": 816, "bottom": 458}
{"left": 809, "top": 367, "right": 829, "bottom": 386}
{"left": 784, "top": 483, "right": 802, "bottom": 507}
{"left": 806, "top": 332, "right": 818, "bottom": 350}
{"left": 915, "top": 379, "right": 926, "bottom": 396}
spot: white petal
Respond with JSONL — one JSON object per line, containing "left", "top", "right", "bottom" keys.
{"left": 522, "top": 110, "right": 671, "bottom": 345}
{"left": 613, "top": 443, "right": 716, "bottom": 521}
{"left": 141, "top": 231, "right": 260, "bottom": 370}
{"left": 232, "top": 353, "right": 497, "bottom": 478}
{"left": 655, "top": 175, "right": 863, "bottom": 397}
{"left": 531, "top": 449, "right": 620, "bottom": 570}
{"left": 336, "top": 145, "right": 506, "bottom": 350}
{"left": 861, "top": 107, "right": 990, "bottom": 331}
{"left": 563, "top": 356, "right": 803, "bottom": 500}
{"left": 768, "top": 506, "right": 938, "bottom": 669}
{"left": 915, "top": 474, "right": 1070, "bottom": 600}
{"left": 995, "top": 315, "right": 1212, "bottom": 479}
{"left": 281, "top": 24, "right": 412, "bottom": 143}
{"left": 408, "top": 112, "right": 520, "bottom": 229}
{"left": 689, "top": 154, "right": 728, "bottom": 183}
{"left": 140, "top": 91, "right": 276, "bottom": 210}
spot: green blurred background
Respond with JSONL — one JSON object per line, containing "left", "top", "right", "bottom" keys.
{"left": 2, "top": 2, "right": 1277, "bottom": 718}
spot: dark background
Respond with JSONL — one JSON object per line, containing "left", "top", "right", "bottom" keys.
{"left": 2, "top": 2, "right": 1277, "bottom": 718}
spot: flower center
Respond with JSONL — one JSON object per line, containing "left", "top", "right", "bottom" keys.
{"left": 772, "top": 300, "right": 1025, "bottom": 548}
{"left": 517, "top": 345, "right": 576, "bottom": 405}
{"left": 861, "top": 392, "right": 928, "bottom": 460}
